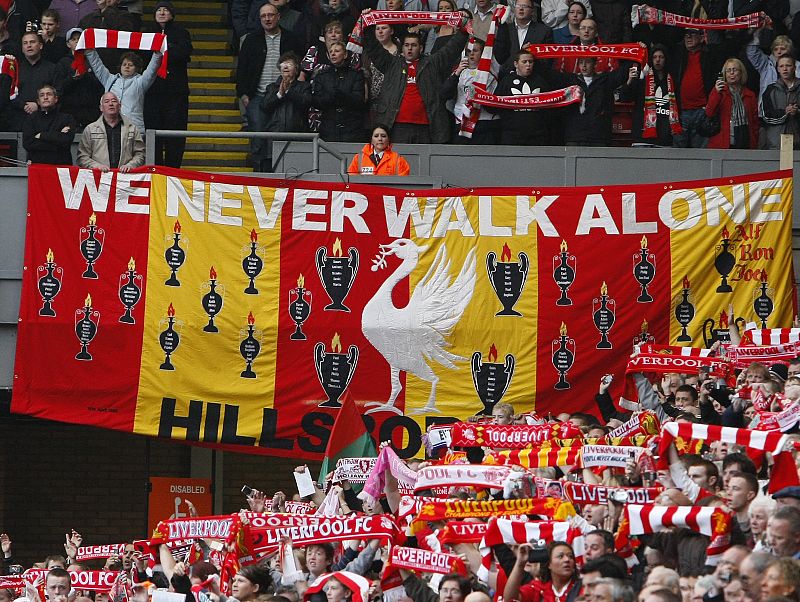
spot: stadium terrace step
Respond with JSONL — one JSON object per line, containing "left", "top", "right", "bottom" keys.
{"left": 189, "top": 95, "right": 238, "bottom": 109}
{"left": 188, "top": 67, "right": 234, "bottom": 80}
{"left": 192, "top": 55, "right": 236, "bottom": 69}
{"left": 188, "top": 122, "right": 242, "bottom": 131}
{"left": 183, "top": 165, "right": 254, "bottom": 172}
{"left": 188, "top": 109, "right": 242, "bottom": 123}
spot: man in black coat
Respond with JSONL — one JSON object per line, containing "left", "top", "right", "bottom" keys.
{"left": 23, "top": 84, "right": 77, "bottom": 164}
{"left": 494, "top": 0, "right": 552, "bottom": 72}
{"left": 10, "top": 32, "right": 65, "bottom": 132}
{"left": 236, "top": 1, "right": 304, "bottom": 171}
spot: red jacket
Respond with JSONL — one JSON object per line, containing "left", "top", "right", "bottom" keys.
{"left": 705, "top": 85, "right": 759, "bottom": 149}
{"left": 347, "top": 144, "right": 410, "bottom": 176}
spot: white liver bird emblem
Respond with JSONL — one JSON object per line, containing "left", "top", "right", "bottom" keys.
{"left": 361, "top": 239, "right": 476, "bottom": 415}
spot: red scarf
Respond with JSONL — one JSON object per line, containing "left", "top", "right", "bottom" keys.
{"left": 473, "top": 85, "right": 584, "bottom": 110}
{"left": 450, "top": 421, "right": 582, "bottom": 448}
{"left": 528, "top": 43, "right": 648, "bottom": 65}
{"left": 742, "top": 328, "right": 800, "bottom": 345}
{"left": 73, "top": 28, "right": 168, "bottom": 78}
{"left": 643, "top": 69, "right": 681, "bottom": 138}
{"left": 389, "top": 547, "right": 468, "bottom": 575}
{"left": 631, "top": 5, "right": 767, "bottom": 29}
{"left": 0, "top": 55, "right": 18, "bottom": 99}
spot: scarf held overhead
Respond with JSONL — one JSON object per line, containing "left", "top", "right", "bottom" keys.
{"left": 473, "top": 86, "right": 584, "bottom": 110}
{"left": 631, "top": 5, "right": 767, "bottom": 29}
{"left": 73, "top": 29, "right": 168, "bottom": 78}
{"left": 527, "top": 43, "right": 648, "bottom": 65}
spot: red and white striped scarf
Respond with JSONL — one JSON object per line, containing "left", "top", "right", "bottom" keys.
{"left": 477, "top": 517, "right": 583, "bottom": 581}
{"left": 657, "top": 422, "right": 798, "bottom": 493}
{"left": 389, "top": 546, "right": 468, "bottom": 575}
{"left": 347, "top": 11, "right": 464, "bottom": 55}
{"left": 562, "top": 481, "right": 663, "bottom": 505}
{"left": 631, "top": 5, "right": 767, "bottom": 29}
{"left": 741, "top": 328, "right": 800, "bottom": 346}
{"left": 73, "top": 28, "right": 168, "bottom": 78}
{"left": 616, "top": 504, "right": 732, "bottom": 565}
{"left": 756, "top": 401, "right": 800, "bottom": 432}
{"left": 0, "top": 55, "right": 19, "bottom": 99}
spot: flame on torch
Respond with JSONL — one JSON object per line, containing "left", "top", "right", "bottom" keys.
{"left": 488, "top": 343, "right": 498, "bottom": 362}
{"left": 600, "top": 281, "right": 608, "bottom": 296}
{"left": 174, "top": 220, "right": 181, "bottom": 234}
{"left": 297, "top": 274, "right": 305, "bottom": 288}
{"left": 641, "top": 319, "right": 648, "bottom": 333}
{"left": 501, "top": 243, "right": 512, "bottom": 262}
{"left": 761, "top": 271, "right": 768, "bottom": 283}
{"left": 560, "top": 322, "right": 568, "bottom": 336}
{"left": 209, "top": 266, "right": 217, "bottom": 280}
{"left": 88, "top": 213, "right": 97, "bottom": 225}
{"left": 46, "top": 248, "right": 54, "bottom": 262}
{"left": 84, "top": 293, "right": 92, "bottom": 307}
{"left": 720, "top": 310, "right": 729, "bottom": 329}
{"left": 332, "top": 238, "right": 343, "bottom": 257}
{"left": 332, "top": 332, "right": 342, "bottom": 353}
{"left": 560, "top": 239, "right": 567, "bottom": 253}
{"left": 128, "top": 257, "right": 136, "bottom": 271}
{"left": 641, "top": 235, "right": 648, "bottom": 249}
{"left": 683, "top": 275, "right": 690, "bottom": 289}
{"left": 248, "top": 311, "right": 255, "bottom": 325}
{"left": 250, "top": 229, "right": 258, "bottom": 243}
{"left": 721, "top": 226, "right": 729, "bottom": 240}
{"left": 167, "top": 303, "right": 175, "bottom": 317}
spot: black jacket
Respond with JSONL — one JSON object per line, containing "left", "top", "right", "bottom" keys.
{"left": 489, "top": 70, "right": 551, "bottom": 144}
{"left": 560, "top": 67, "right": 630, "bottom": 144}
{"left": 308, "top": 63, "right": 366, "bottom": 142}
{"left": 591, "top": 0, "right": 632, "bottom": 42}
{"left": 494, "top": 20, "right": 553, "bottom": 71}
{"left": 57, "top": 55, "right": 104, "bottom": 128}
{"left": 144, "top": 20, "right": 193, "bottom": 96}
{"left": 261, "top": 77, "right": 311, "bottom": 133}
{"left": 23, "top": 107, "right": 77, "bottom": 165}
{"left": 15, "top": 57, "right": 65, "bottom": 107}
{"left": 236, "top": 28, "right": 305, "bottom": 98}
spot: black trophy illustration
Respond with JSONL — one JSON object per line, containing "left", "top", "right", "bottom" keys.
{"left": 675, "top": 275, "right": 695, "bottom": 343}
{"left": 471, "top": 344, "right": 515, "bottom": 415}
{"left": 633, "top": 235, "right": 656, "bottom": 303}
{"left": 158, "top": 303, "right": 181, "bottom": 370}
{"left": 702, "top": 310, "right": 732, "bottom": 347}
{"left": 201, "top": 266, "right": 225, "bottom": 333}
{"left": 288, "top": 274, "right": 312, "bottom": 340}
{"left": 165, "top": 220, "right": 187, "bottom": 287}
{"left": 487, "top": 243, "right": 529, "bottom": 316}
{"left": 316, "top": 238, "right": 358, "bottom": 312}
{"left": 753, "top": 275, "right": 774, "bottom": 329}
{"left": 118, "top": 257, "right": 142, "bottom": 324}
{"left": 552, "top": 239, "right": 576, "bottom": 306}
{"left": 37, "top": 248, "right": 63, "bottom": 317}
{"left": 314, "top": 333, "right": 359, "bottom": 408}
{"left": 633, "top": 318, "right": 655, "bottom": 349}
{"left": 240, "top": 312, "right": 263, "bottom": 378}
{"left": 592, "top": 282, "right": 616, "bottom": 349}
{"left": 75, "top": 293, "right": 100, "bottom": 360}
{"left": 242, "top": 229, "right": 264, "bottom": 295}
{"left": 552, "top": 322, "right": 575, "bottom": 390}
{"left": 79, "top": 212, "right": 105, "bottom": 279}
{"left": 714, "top": 226, "right": 735, "bottom": 293}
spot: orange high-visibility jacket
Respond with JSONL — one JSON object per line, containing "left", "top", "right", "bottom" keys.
{"left": 347, "top": 144, "right": 410, "bottom": 176}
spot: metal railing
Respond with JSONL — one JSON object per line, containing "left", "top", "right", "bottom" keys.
{"left": 146, "top": 130, "right": 349, "bottom": 174}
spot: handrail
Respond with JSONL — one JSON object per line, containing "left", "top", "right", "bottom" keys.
{"left": 146, "top": 130, "right": 349, "bottom": 175}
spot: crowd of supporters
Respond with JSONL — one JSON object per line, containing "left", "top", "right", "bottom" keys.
{"left": 1, "top": 0, "right": 800, "bottom": 171}
{"left": 5, "top": 320, "right": 800, "bottom": 602}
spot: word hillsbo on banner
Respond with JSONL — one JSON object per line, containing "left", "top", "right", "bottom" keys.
{"left": 54, "top": 169, "right": 785, "bottom": 238}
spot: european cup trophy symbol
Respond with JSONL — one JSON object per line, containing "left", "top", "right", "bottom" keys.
{"left": 75, "top": 293, "right": 99, "bottom": 360}
{"left": 165, "top": 220, "right": 187, "bottom": 287}
{"left": 703, "top": 310, "right": 733, "bottom": 347}
{"left": 633, "top": 318, "right": 655, "bottom": 349}
{"left": 159, "top": 303, "right": 182, "bottom": 370}
{"left": 633, "top": 235, "right": 655, "bottom": 303}
{"left": 592, "top": 281, "right": 616, "bottom": 349}
{"left": 314, "top": 333, "right": 358, "bottom": 408}
{"left": 552, "top": 322, "right": 575, "bottom": 390}
{"left": 316, "top": 238, "right": 358, "bottom": 312}
{"left": 37, "top": 248, "right": 63, "bottom": 317}
{"left": 79, "top": 212, "right": 105, "bottom": 279}
{"left": 487, "top": 243, "right": 529, "bottom": 316}
{"left": 242, "top": 229, "right": 264, "bottom": 295}
{"left": 714, "top": 226, "right": 735, "bottom": 293}
{"left": 471, "top": 343, "right": 515, "bottom": 415}
{"left": 675, "top": 275, "right": 695, "bottom": 343}
{"left": 552, "top": 239, "right": 575, "bottom": 306}
{"left": 288, "top": 273, "right": 312, "bottom": 340}
{"left": 201, "top": 266, "right": 225, "bottom": 333}
{"left": 118, "top": 257, "right": 142, "bottom": 324}
{"left": 240, "top": 312, "right": 263, "bottom": 378}
{"left": 753, "top": 274, "right": 774, "bottom": 329}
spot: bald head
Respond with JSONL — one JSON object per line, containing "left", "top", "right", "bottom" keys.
{"left": 464, "top": 593, "right": 491, "bottom": 602}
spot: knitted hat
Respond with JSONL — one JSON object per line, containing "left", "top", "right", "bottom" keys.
{"left": 303, "top": 572, "right": 369, "bottom": 602}
{"left": 155, "top": 0, "right": 175, "bottom": 16}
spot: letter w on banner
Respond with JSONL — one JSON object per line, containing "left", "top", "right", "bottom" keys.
{"left": 12, "top": 166, "right": 794, "bottom": 460}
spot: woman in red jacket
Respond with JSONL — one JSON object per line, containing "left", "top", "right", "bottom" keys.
{"left": 348, "top": 125, "right": 410, "bottom": 175}
{"left": 705, "top": 58, "right": 759, "bottom": 149}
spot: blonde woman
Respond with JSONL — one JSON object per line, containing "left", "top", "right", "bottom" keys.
{"left": 705, "top": 58, "right": 759, "bottom": 149}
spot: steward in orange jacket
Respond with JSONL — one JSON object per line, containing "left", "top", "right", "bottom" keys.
{"left": 348, "top": 143, "right": 410, "bottom": 175}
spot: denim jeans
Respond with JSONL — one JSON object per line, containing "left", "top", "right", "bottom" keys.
{"left": 673, "top": 108, "right": 709, "bottom": 149}
{"left": 245, "top": 94, "right": 271, "bottom": 171}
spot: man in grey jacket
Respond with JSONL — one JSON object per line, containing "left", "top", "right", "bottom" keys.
{"left": 77, "top": 92, "right": 145, "bottom": 172}
{"left": 362, "top": 9, "right": 469, "bottom": 144}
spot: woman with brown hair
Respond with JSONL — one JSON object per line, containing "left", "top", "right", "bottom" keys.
{"left": 504, "top": 541, "right": 581, "bottom": 602}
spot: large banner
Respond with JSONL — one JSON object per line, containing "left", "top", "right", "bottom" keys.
{"left": 12, "top": 166, "right": 795, "bottom": 459}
